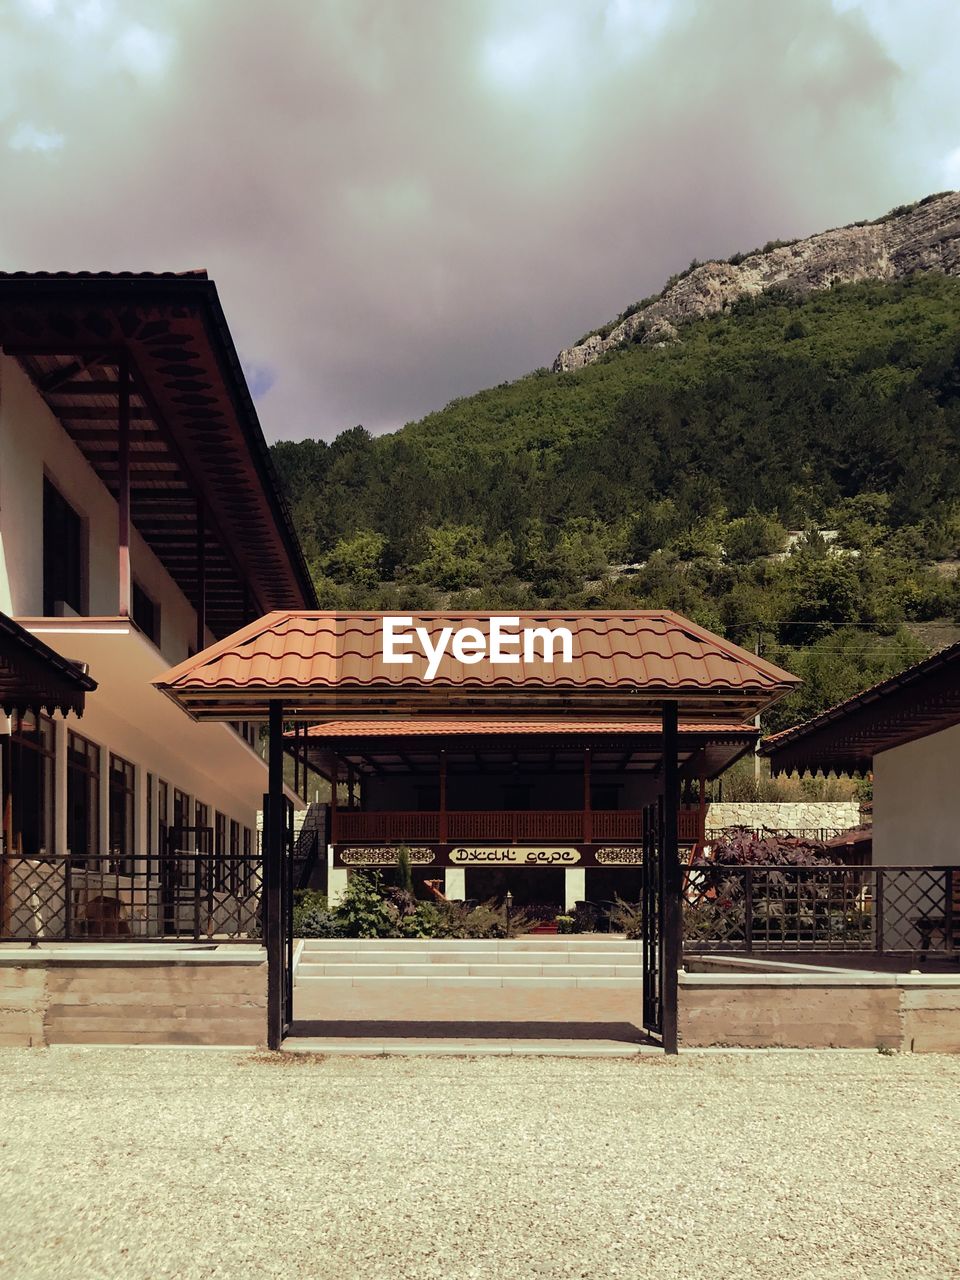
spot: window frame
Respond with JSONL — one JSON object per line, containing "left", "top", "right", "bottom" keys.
{"left": 66, "top": 730, "right": 100, "bottom": 864}
{"left": 42, "top": 476, "right": 87, "bottom": 617}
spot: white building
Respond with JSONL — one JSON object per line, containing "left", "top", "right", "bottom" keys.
{"left": 0, "top": 271, "right": 315, "bottom": 934}
{"left": 761, "top": 642, "right": 960, "bottom": 866}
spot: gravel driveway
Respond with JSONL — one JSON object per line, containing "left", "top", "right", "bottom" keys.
{"left": 1, "top": 1048, "right": 958, "bottom": 1280}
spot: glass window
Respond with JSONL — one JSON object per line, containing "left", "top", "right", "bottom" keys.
{"left": 4, "top": 712, "right": 55, "bottom": 856}
{"left": 146, "top": 773, "right": 155, "bottom": 858}
{"left": 173, "top": 789, "right": 190, "bottom": 831}
{"left": 226, "top": 819, "right": 242, "bottom": 896}
{"left": 132, "top": 581, "right": 160, "bottom": 645}
{"left": 108, "top": 753, "right": 135, "bottom": 874}
{"left": 43, "top": 477, "right": 86, "bottom": 616}
{"left": 67, "top": 731, "right": 99, "bottom": 863}
{"left": 195, "top": 801, "right": 209, "bottom": 830}
{"left": 158, "top": 779, "right": 169, "bottom": 855}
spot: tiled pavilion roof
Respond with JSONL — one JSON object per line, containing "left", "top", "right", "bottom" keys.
{"left": 155, "top": 611, "right": 799, "bottom": 722}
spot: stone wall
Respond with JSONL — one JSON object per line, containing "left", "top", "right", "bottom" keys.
{"left": 679, "top": 974, "right": 960, "bottom": 1052}
{"left": 705, "top": 801, "right": 861, "bottom": 836}
{"left": 0, "top": 950, "right": 267, "bottom": 1047}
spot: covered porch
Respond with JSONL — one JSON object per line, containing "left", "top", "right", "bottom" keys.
{"left": 294, "top": 718, "right": 758, "bottom": 911}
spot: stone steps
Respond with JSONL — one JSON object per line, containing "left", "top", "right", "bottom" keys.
{"left": 297, "top": 961, "right": 643, "bottom": 978}
{"left": 294, "top": 938, "right": 645, "bottom": 992}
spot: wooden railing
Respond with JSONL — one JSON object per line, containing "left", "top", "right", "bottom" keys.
{"left": 334, "top": 808, "right": 705, "bottom": 845}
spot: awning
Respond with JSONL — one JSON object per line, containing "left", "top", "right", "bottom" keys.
{"left": 154, "top": 610, "right": 800, "bottom": 722}
{"left": 761, "top": 641, "right": 960, "bottom": 775}
{"left": 0, "top": 611, "right": 97, "bottom": 718}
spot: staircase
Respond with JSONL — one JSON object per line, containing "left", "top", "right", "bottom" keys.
{"left": 292, "top": 937, "right": 647, "bottom": 1039}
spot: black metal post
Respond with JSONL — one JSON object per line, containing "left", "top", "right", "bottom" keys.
{"left": 265, "top": 700, "right": 285, "bottom": 1050}
{"left": 744, "top": 867, "right": 754, "bottom": 953}
{"left": 661, "top": 700, "right": 681, "bottom": 1054}
{"left": 117, "top": 356, "right": 131, "bottom": 618}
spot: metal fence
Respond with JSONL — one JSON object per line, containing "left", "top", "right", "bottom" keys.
{"left": 683, "top": 864, "right": 960, "bottom": 956}
{"left": 1, "top": 850, "right": 263, "bottom": 943}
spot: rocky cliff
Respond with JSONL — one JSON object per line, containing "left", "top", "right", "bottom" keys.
{"left": 554, "top": 191, "right": 960, "bottom": 372}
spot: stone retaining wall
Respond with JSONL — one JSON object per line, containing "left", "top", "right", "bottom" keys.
{"left": 679, "top": 974, "right": 960, "bottom": 1052}
{"left": 705, "top": 801, "right": 861, "bottom": 835}
{"left": 0, "top": 950, "right": 267, "bottom": 1047}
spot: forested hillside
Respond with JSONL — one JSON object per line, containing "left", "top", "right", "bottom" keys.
{"left": 271, "top": 274, "right": 960, "bottom": 732}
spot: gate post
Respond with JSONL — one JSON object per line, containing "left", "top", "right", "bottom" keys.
{"left": 661, "top": 700, "right": 681, "bottom": 1054}
{"left": 265, "top": 699, "right": 285, "bottom": 1050}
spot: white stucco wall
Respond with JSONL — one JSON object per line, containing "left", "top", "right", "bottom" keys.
{"left": 872, "top": 723, "right": 960, "bottom": 866}
{"left": 0, "top": 354, "right": 209, "bottom": 666}
{"left": 0, "top": 351, "right": 276, "bottom": 853}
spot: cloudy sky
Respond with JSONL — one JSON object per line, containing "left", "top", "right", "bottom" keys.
{"left": 1, "top": 0, "right": 959, "bottom": 441}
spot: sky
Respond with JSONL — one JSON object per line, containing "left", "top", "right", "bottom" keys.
{"left": 1, "top": 0, "right": 959, "bottom": 442}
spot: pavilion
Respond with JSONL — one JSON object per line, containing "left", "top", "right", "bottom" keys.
{"left": 155, "top": 609, "right": 799, "bottom": 1050}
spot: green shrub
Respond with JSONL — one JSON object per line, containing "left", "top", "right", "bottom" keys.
{"left": 335, "top": 872, "right": 400, "bottom": 939}
{"left": 293, "top": 890, "right": 343, "bottom": 938}
{"left": 608, "top": 897, "right": 643, "bottom": 938}
{"left": 556, "top": 914, "right": 575, "bottom": 934}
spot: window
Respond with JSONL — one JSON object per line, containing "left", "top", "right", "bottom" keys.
{"left": 132, "top": 581, "right": 160, "bottom": 645}
{"left": 67, "top": 732, "right": 100, "bottom": 863}
{"left": 214, "top": 811, "right": 227, "bottom": 891}
{"left": 43, "top": 478, "right": 86, "bottom": 616}
{"left": 108, "top": 754, "right": 135, "bottom": 874}
{"left": 227, "top": 818, "right": 241, "bottom": 895}
{"left": 195, "top": 801, "right": 209, "bottom": 831}
{"left": 4, "top": 712, "right": 55, "bottom": 856}
{"left": 158, "top": 779, "right": 169, "bottom": 856}
{"left": 173, "top": 789, "right": 190, "bottom": 831}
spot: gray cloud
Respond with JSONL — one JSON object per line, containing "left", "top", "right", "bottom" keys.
{"left": 0, "top": 0, "right": 956, "bottom": 439}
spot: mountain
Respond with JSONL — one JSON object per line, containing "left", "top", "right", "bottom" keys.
{"left": 272, "top": 196, "right": 960, "bottom": 736}
{"left": 554, "top": 191, "right": 960, "bottom": 371}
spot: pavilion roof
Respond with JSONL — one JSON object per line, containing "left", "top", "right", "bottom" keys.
{"left": 297, "top": 718, "right": 758, "bottom": 738}
{"left": 761, "top": 641, "right": 960, "bottom": 775}
{"left": 0, "top": 611, "right": 97, "bottom": 718}
{"left": 154, "top": 610, "right": 799, "bottom": 722}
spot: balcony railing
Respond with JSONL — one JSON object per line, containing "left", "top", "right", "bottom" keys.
{"left": 333, "top": 807, "right": 704, "bottom": 845}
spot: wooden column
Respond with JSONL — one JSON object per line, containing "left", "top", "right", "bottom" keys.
{"left": 583, "top": 747, "right": 592, "bottom": 843}
{"left": 265, "top": 700, "right": 285, "bottom": 1051}
{"left": 661, "top": 701, "right": 681, "bottom": 1056}
{"left": 195, "top": 499, "right": 206, "bottom": 654}
{"left": 439, "top": 750, "right": 448, "bottom": 843}
{"left": 117, "top": 357, "right": 131, "bottom": 617}
{"left": 698, "top": 772, "right": 707, "bottom": 848}
{"left": 329, "top": 755, "right": 339, "bottom": 844}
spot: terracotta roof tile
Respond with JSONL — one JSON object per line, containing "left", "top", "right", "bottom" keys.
{"left": 298, "top": 719, "right": 757, "bottom": 739}
{"left": 158, "top": 611, "right": 798, "bottom": 696}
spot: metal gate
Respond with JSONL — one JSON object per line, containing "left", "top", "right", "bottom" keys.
{"left": 641, "top": 797, "right": 680, "bottom": 1052}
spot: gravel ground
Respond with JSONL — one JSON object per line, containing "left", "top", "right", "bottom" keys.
{"left": 1, "top": 1048, "right": 959, "bottom": 1280}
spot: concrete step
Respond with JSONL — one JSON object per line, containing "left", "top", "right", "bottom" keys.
{"left": 298, "top": 936, "right": 633, "bottom": 952}
{"left": 295, "top": 949, "right": 641, "bottom": 967}
{"left": 294, "top": 974, "right": 645, "bottom": 990}
{"left": 296, "top": 961, "right": 644, "bottom": 979}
